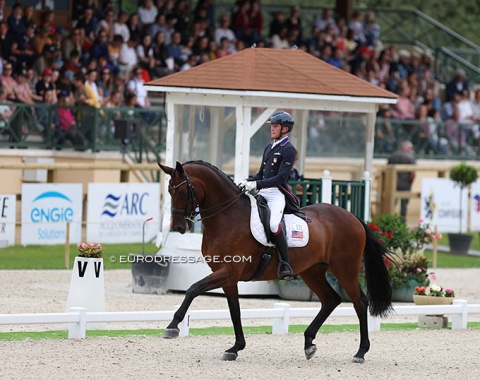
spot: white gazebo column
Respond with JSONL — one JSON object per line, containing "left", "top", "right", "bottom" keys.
{"left": 364, "top": 111, "right": 377, "bottom": 176}
{"left": 234, "top": 104, "right": 251, "bottom": 182}
{"left": 209, "top": 107, "right": 221, "bottom": 166}
{"left": 161, "top": 98, "right": 176, "bottom": 237}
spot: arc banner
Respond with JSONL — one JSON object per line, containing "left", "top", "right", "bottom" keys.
{"left": 21, "top": 184, "right": 83, "bottom": 245}
{"left": 86, "top": 183, "right": 160, "bottom": 243}
{"left": 420, "top": 178, "right": 467, "bottom": 233}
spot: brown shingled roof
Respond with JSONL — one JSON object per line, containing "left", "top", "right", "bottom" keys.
{"left": 146, "top": 48, "right": 397, "bottom": 99}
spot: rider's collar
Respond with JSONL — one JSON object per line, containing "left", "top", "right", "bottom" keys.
{"left": 271, "top": 136, "right": 289, "bottom": 149}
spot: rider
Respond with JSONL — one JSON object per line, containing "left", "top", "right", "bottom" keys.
{"left": 240, "top": 111, "right": 297, "bottom": 280}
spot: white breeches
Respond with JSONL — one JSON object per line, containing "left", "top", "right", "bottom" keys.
{"left": 258, "top": 187, "right": 285, "bottom": 233}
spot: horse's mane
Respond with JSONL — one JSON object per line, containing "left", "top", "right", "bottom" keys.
{"left": 184, "top": 160, "right": 241, "bottom": 191}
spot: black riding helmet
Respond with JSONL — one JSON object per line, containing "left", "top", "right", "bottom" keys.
{"left": 267, "top": 111, "right": 294, "bottom": 133}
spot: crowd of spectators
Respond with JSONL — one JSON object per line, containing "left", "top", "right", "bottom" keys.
{"left": 0, "top": 0, "right": 477, "bottom": 155}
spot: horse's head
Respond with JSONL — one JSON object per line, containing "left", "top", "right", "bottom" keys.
{"left": 159, "top": 161, "right": 199, "bottom": 234}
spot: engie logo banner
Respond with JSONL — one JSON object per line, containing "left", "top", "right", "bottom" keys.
{"left": 420, "top": 178, "right": 467, "bottom": 233}
{"left": 21, "top": 184, "right": 83, "bottom": 245}
{"left": 0, "top": 194, "right": 16, "bottom": 247}
{"left": 86, "top": 183, "right": 160, "bottom": 243}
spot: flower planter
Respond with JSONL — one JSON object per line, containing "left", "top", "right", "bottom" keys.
{"left": 392, "top": 279, "right": 427, "bottom": 302}
{"left": 413, "top": 295, "right": 455, "bottom": 305}
{"left": 447, "top": 233, "right": 473, "bottom": 255}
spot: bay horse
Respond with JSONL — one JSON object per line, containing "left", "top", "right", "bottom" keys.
{"left": 158, "top": 160, "right": 392, "bottom": 363}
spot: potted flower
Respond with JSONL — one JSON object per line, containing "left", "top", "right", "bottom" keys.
{"left": 448, "top": 162, "right": 478, "bottom": 254}
{"left": 66, "top": 241, "right": 106, "bottom": 316}
{"left": 413, "top": 284, "right": 456, "bottom": 305}
{"left": 368, "top": 214, "right": 442, "bottom": 301}
{"left": 77, "top": 242, "right": 103, "bottom": 258}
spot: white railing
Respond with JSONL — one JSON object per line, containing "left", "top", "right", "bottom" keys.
{"left": 1, "top": 300, "right": 479, "bottom": 339}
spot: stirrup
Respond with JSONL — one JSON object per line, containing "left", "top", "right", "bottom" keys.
{"left": 278, "top": 261, "right": 294, "bottom": 281}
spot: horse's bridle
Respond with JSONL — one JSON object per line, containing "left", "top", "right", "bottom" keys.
{"left": 168, "top": 164, "right": 245, "bottom": 223}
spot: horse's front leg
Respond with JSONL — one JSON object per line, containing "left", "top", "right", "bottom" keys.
{"left": 221, "top": 285, "right": 245, "bottom": 361}
{"left": 164, "top": 267, "right": 230, "bottom": 339}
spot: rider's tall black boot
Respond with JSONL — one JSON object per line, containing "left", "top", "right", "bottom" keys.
{"left": 274, "top": 225, "right": 294, "bottom": 280}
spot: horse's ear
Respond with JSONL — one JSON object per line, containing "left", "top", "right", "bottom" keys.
{"left": 158, "top": 162, "right": 174, "bottom": 175}
{"left": 175, "top": 161, "right": 184, "bottom": 174}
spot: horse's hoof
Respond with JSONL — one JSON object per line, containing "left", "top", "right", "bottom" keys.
{"left": 304, "top": 344, "right": 317, "bottom": 360}
{"left": 163, "top": 328, "right": 180, "bottom": 339}
{"left": 221, "top": 352, "right": 238, "bottom": 361}
{"left": 352, "top": 356, "right": 365, "bottom": 364}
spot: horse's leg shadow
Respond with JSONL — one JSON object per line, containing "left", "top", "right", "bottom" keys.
{"left": 299, "top": 264, "right": 342, "bottom": 361}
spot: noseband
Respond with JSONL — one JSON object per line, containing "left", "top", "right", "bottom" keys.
{"left": 169, "top": 164, "right": 244, "bottom": 223}
{"left": 169, "top": 169, "right": 199, "bottom": 223}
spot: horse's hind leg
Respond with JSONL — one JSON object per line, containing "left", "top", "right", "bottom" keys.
{"left": 221, "top": 285, "right": 246, "bottom": 361}
{"left": 340, "top": 279, "right": 370, "bottom": 363}
{"left": 299, "top": 265, "right": 342, "bottom": 360}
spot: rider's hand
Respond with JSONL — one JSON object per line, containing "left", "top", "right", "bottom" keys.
{"left": 239, "top": 180, "right": 256, "bottom": 191}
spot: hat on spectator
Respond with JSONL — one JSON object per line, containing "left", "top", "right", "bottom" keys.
{"left": 42, "top": 68, "right": 52, "bottom": 76}
{"left": 64, "top": 70, "right": 74, "bottom": 81}
{"left": 58, "top": 90, "right": 70, "bottom": 99}
{"left": 26, "top": 21, "right": 36, "bottom": 30}
{"left": 397, "top": 49, "right": 411, "bottom": 58}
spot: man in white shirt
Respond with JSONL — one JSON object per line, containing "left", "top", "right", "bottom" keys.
{"left": 214, "top": 15, "right": 236, "bottom": 53}
{"left": 118, "top": 37, "right": 138, "bottom": 74}
{"left": 127, "top": 67, "right": 150, "bottom": 108}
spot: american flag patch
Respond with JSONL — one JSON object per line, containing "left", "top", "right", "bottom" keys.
{"left": 292, "top": 230, "right": 303, "bottom": 239}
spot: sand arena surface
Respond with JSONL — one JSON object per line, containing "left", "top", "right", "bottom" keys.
{"left": 0, "top": 269, "right": 479, "bottom": 379}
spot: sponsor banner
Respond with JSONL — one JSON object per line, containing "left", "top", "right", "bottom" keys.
{"left": 0, "top": 194, "right": 16, "bottom": 247}
{"left": 421, "top": 178, "right": 467, "bottom": 233}
{"left": 21, "top": 184, "right": 83, "bottom": 245}
{"left": 86, "top": 183, "right": 160, "bottom": 243}
{"left": 470, "top": 181, "right": 480, "bottom": 230}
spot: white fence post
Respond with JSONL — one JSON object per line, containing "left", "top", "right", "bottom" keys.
{"left": 321, "top": 170, "right": 332, "bottom": 204}
{"left": 272, "top": 302, "right": 290, "bottom": 334}
{"left": 68, "top": 307, "right": 87, "bottom": 339}
{"left": 362, "top": 171, "right": 372, "bottom": 222}
{"left": 174, "top": 305, "right": 190, "bottom": 337}
{"left": 451, "top": 299, "right": 468, "bottom": 330}
{"left": 367, "top": 312, "right": 381, "bottom": 332}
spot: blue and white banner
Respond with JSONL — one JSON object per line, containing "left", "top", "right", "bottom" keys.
{"left": 0, "top": 194, "right": 16, "bottom": 247}
{"left": 21, "top": 184, "right": 83, "bottom": 245}
{"left": 86, "top": 183, "right": 160, "bottom": 243}
{"left": 420, "top": 178, "right": 467, "bottom": 233}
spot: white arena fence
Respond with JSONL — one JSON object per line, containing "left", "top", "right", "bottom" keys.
{"left": 1, "top": 300, "right": 479, "bottom": 339}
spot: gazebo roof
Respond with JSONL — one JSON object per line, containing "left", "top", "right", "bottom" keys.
{"left": 146, "top": 48, "right": 397, "bottom": 100}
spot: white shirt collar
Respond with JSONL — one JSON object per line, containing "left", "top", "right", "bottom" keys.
{"left": 271, "top": 136, "right": 288, "bottom": 149}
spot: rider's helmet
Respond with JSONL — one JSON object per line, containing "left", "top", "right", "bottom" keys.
{"left": 268, "top": 111, "right": 294, "bottom": 133}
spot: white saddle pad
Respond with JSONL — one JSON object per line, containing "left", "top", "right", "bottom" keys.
{"left": 247, "top": 194, "right": 309, "bottom": 248}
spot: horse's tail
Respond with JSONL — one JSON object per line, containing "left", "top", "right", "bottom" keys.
{"left": 358, "top": 217, "right": 393, "bottom": 317}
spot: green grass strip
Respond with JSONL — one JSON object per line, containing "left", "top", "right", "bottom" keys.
{"left": 1, "top": 322, "right": 479, "bottom": 341}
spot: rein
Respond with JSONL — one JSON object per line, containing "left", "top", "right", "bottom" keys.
{"left": 169, "top": 164, "right": 244, "bottom": 223}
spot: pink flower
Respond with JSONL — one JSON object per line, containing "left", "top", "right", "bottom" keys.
{"left": 430, "top": 273, "right": 437, "bottom": 281}
{"left": 426, "top": 228, "right": 431, "bottom": 234}
{"left": 89, "top": 243, "right": 94, "bottom": 248}
{"left": 435, "top": 232, "right": 443, "bottom": 240}
{"left": 424, "top": 237, "right": 429, "bottom": 242}
{"left": 446, "top": 289, "right": 454, "bottom": 294}
{"left": 418, "top": 218, "right": 424, "bottom": 223}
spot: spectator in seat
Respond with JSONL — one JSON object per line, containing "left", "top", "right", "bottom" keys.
{"left": 445, "top": 68, "right": 469, "bottom": 102}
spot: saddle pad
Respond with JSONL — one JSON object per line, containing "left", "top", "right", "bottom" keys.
{"left": 247, "top": 194, "right": 309, "bottom": 248}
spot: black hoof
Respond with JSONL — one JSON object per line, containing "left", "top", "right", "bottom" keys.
{"left": 163, "top": 328, "right": 180, "bottom": 339}
{"left": 221, "top": 352, "right": 238, "bottom": 361}
{"left": 352, "top": 356, "right": 365, "bottom": 364}
{"left": 304, "top": 344, "right": 317, "bottom": 360}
